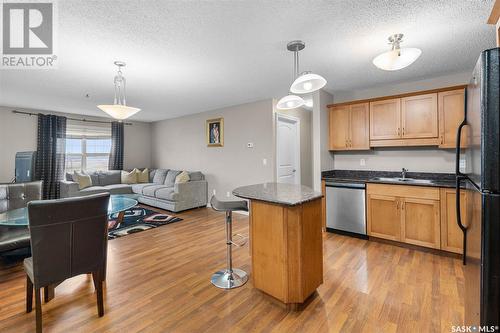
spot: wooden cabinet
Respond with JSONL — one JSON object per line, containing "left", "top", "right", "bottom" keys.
{"left": 367, "top": 194, "right": 401, "bottom": 241}
{"left": 329, "top": 103, "right": 369, "bottom": 150}
{"left": 400, "top": 197, "right": 441, "bottom": 248}
{"left": 440, "top": 188, "right": 466, "bottom": 254}
{"left": 401, "top": 93, "right": 438, "bottom": 139}
{"left": 438, "top": 89, "right": 466, "bottom": 148}
{"left": 369, "top": 99, "right": 400, "bottom": 140}
{"left": 367, "top": 184, "right": 441, "bottom": 249}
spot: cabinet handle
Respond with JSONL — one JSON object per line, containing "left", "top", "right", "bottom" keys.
{"left": 397, "top": 128, "right": 401, "bottom": 136}
{"left": 402, "top": 127, "right": 405, "bottom": 136}
{"left": 402, "top": 202, "right": 405, "bottom": 210}
{"left": 440, "top": 136, "right": 444, "bottom": 144}
{"left": 396, "top": 200, "right": 399, "bottom": 209}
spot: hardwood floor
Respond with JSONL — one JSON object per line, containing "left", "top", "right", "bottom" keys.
{"left": 0, "top": 206, "right": 464, "bottom": 332}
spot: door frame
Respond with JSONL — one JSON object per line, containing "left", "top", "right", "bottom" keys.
{"left": 275, "top": 113, "right": 301, "bottom": 185}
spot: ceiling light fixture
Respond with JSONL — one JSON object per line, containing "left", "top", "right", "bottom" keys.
{"left": 277, "top": 41, "right": 327, "bottom": 110}
{"left": 98, "top": 61, "right": 141, "bottom": 120}
{"left": 372, "top": 34, "right": 422, "bottom": 71}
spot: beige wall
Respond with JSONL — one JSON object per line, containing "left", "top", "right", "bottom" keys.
{"left": 151, "top": 100, "right": 275, "bottom": 200}
{"left": 0, "top": 107, "right": 152, "bottom": 182}
{"left": 276, "top": 107, "right": 313, "bottom": 187}
{"left": 327, "top": 72, "right": 469, "bottom": 174}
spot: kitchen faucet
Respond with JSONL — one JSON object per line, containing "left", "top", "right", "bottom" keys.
{"left": 401, "top": 168, "right": 408, "bottom": 180}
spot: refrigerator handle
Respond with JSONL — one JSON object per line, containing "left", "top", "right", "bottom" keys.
{"left": 455, "top": 119, "right": 467, "bottom": 176}
{"left": 456, "top": 176, "right": 468, "bottom": 265}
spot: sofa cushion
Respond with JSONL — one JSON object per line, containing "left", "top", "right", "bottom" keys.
{"left": 164, "top": 170, "right": 181, "bottom": 186}
{"left": 149, "top": 169, "right": 156, "bottom": 182}
{"left": 99, "top": 170, "right": 121, "bottom": 185}
{"left": 104, "top": 184, "right": 133, "bottom": 195}
{"left": 79, "top": 186, "right": 109, "bottom": 196}
{"left": 153, "top": 169, "right": 168, "bottom": 184}
{"left": 175, "top": 171, "right": 190, "bottom": 183}
{"left": 121, "top": 170, "right": 138, "bottom": 184}
{"left": 142, "top": 185, "right": 169, "bottom": 197}
{"left": 188, "top": 171, "right": 204, "bottom": 181}
{"left": 136, "top": 168, "right": 149, "bottom": 183}
{"left": 155, "top": 187, "right": 179, "bottom": 201}
{"left": 0, "top": 226, "right": 30, "bottom": 253}
{"left": 73, "top": 172, "right": 92, "bottom": 190}
{"left": 132, "top": 183, "right": 155, "bottom": 194}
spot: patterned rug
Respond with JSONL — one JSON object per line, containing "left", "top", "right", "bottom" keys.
{"left": 107, "top": 206, "right": 183, "bottom": 239}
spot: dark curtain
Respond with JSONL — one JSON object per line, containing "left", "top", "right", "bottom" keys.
{"left": 35, "top": 114, "right": 67, "bottom": 199}
{"left": 109, "top": 121, "right": 124, "bottom": 170}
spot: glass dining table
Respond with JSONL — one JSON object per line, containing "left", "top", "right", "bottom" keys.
{"left": 0, "top": 194, "right": 139, "bottom": 226}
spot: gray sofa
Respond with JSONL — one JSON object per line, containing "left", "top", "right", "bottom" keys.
{"left": 60, "top": 169, "right": 208, "bottom": 212}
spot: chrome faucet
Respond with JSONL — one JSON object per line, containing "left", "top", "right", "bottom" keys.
{"left": 401, "top": 168, "right": 408, "bottom": 180}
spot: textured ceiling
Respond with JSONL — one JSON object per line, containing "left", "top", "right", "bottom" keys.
{"left": 0, "top": 0, "right": 496, "bottom": 121}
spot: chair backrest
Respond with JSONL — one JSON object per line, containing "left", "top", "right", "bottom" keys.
{"left": 27, "top": 193, "right": 110, "bottom": 287}
{"left": 0, "top": 181, "right": 42, "bottom": 213}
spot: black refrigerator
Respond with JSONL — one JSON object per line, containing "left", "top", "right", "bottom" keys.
{"left": 457, "top": 47, "right": 500, "bottom": 327}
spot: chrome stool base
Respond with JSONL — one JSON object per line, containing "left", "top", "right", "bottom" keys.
{"left": 211, "top": 268, "right": 248, "bottom": 289}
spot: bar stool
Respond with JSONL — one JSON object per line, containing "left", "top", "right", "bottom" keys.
{"left": 210, "top": 195, "right": 249, "bottom": 289}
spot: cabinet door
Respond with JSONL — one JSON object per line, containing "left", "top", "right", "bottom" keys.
{"left": 440, "top": 188, "right": 466, "bottom": 254}
{"left": 438, "top": 89, "right": 466, "bottom": 148}
{"left": 329, "top": 106, "right": 350, "bottom": 150}
{"left": 401, "top": 198, "right": 440, "bottom": 248}
{"left": 349, "top": 103, "right": 370, "bottom": 150}
{"left": 401, "top": 93, "right": 438, "bottom": 139}
{"left": 367, "top": 194, "right": 401, "bottom": 241}
{"left": 369, "top": 99, "right": 401, "bottom": 140}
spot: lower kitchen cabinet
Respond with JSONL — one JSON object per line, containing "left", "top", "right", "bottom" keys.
{"left": 367, "top": 184, "right": 442, "bottom": 250}
{"left": 367, "top": 194, "right": 401, "bottom": 241}
{"left": 400, "top": 197, "right": 441, "bottom": 249}
{"left": 440, "top": 188, "right": 466, "bottom": 254}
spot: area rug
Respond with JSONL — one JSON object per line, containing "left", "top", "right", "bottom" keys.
{"left": 107, "top": 206, "right": 183, "bottom": 239}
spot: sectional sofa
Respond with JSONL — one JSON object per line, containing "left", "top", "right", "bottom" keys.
{"left": 60, "top": 169, "right": 208, "bottom": 212}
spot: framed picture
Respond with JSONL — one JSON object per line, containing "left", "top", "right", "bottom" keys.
{"left": 206, "top": 118, "right": 224, "bottom": 147}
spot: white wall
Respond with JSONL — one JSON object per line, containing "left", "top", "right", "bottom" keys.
{"left": 0, "top": 107, "right": 152, "bottom": 182}
{"left": 327, "top": 72, "right": 469, "bottom": 173}
{"left": 151, "top": 100, "right": 275, "bottom": 200}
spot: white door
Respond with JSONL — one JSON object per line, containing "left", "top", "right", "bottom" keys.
{"left": 276, "top": 114, "right": 300, "bottom": 184}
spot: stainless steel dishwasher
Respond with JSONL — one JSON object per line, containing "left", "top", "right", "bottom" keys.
{"left": 325, "top": 181, "right": 367, "bottom": 237}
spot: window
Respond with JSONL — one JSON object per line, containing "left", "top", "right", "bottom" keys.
{"left": 65, "top": 121, "right": 112, "bottom": 173}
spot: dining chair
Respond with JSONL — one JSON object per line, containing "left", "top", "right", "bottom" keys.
{"left": 24, "top": 193, "right": 110, "bottom": 333}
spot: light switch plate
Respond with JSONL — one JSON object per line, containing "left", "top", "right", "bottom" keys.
{"left": 212, "top": 189, "right": 216, "bottom": 195}
{"left": 262, "top": 158, "right": 267, "bottom": 166}
{"left": 247, "top": 142, "right": 254, "bottom": 148}
{"left": 360, "top": 158, "right": 366, "bottom": 166}
{"left": 226, "top": 191, "right": 230, "bottom": 197}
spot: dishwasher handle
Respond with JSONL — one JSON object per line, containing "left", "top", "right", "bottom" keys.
{"left": 325, "top": 182, "right": 366, "bottom": 189}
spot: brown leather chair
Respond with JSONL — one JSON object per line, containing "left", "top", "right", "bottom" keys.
{"left": 0, "top": 181, "right": 42, "bottom": 254}
{"left": 24, "top": 193, "right": 110, "bottom": 333}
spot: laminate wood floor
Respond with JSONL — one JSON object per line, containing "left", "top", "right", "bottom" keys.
{"left": 0, "top": 206, "right": 464, "bottom": 333}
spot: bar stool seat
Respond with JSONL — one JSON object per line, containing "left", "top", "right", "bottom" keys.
{"left": 210, "top": 196, "right": 248, "bottom": 289}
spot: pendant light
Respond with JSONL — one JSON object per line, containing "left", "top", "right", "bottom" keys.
{"left": 372, "top": 34, "right": 422, "bottom": 71}
{"left": 98, "top": 61, "right": 141, "bottom": 120}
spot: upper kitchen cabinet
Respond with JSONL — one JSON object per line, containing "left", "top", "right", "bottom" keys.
{"left": 328, "top": 85, "right": 466, "bottom": 149}
{"left": 329, "top": 103, "right": 369, "bottom": 150}
{"left": 401, "top": 93, "right": 438, "bottom": 139}
{"left": 369, "top": 99, "right": 401, "bottom": 140}
{"left": 438, "top": 89, "right": 466, "bottom": 148}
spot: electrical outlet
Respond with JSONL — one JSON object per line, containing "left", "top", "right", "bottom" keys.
{"left": 226, "top": 191, "right": 230, "bottom": 197}
{"left": 460, "top": 158, "right": 466, "bottom": 171}
{"left": 247, "top": 142, "right": 254, "bottom": 148}
{"left": 360, "top": 158, "right": 366, "bottom": 166}
{"left": 263, "top": 158, "right": 267, "bottom": 166}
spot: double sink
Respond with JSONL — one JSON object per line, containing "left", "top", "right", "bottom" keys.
{"left": 370, "top": 177, "right": 436, "bottom": 185}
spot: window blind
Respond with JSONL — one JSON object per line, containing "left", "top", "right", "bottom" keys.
{"left": 66, "top": 120, "right": 111, "bottom": 138}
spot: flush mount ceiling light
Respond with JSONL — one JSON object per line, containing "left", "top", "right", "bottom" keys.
{"left": 372, "top": 34, "right": 422, "bottom": 71}
{"left": 277, "top": 41, "right": 327, "bottom": 110}
{"left": 97, "top": 61, "right": 141, "bottom": 120}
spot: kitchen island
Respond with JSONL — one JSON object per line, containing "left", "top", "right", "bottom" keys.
{"left": 233, "top": 183, "right": 323, "bottom": 308}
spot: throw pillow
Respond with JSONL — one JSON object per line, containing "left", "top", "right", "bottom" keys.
{"left": 137, "top": 168, "right": 149, "bottom": 183}
{"left": 73, "top": 171, "right": 92, "bottom": 190}
{"left": 175, "top": 171, "right": 190, "bottom": 184}
{"left": 121, "top": 170, "right": 138, "bottom": 184}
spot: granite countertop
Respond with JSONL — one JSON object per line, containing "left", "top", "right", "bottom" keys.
{"left": 321, "top": 170, "right": 458, "bottom": 188}
{"left": 233, "top": 183, "right": 323, "bottom": 206}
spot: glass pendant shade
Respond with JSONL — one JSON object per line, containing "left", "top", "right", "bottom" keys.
{"left": 290, "top": 72, "right": 327, "bottom": 94}
{"left": 373, "top": 47, "right": 422, "bottom": 71}
{"left": 276, "top": 94, "right": 305, "bottom": 110}
{"left": 97, "top": 104, "right": 141, "bottom": 120}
